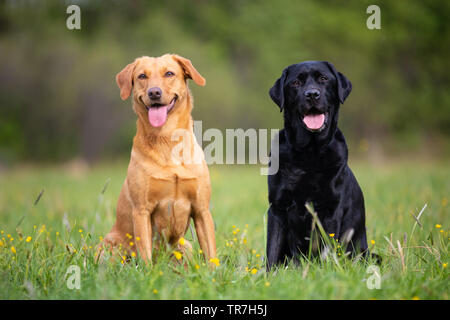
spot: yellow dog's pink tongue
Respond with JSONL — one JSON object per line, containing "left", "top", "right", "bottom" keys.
{"left": 303, "top": 114, "right": 325, "bottom": 130}
{"left": 148, "top": 106, "right": 168, "bottom": 127}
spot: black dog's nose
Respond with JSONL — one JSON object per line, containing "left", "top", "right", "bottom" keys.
{"left": 304, "top": 89, "right": 320, "bottom": 100}
{"left": 148, "top": 87, "right": 162, "bottom": 100}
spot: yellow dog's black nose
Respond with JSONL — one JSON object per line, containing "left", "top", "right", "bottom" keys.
{"left": 148, "top": 87, "right": 162, "bottom": 100}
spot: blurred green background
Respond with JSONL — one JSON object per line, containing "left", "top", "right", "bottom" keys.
{"left": 0, "top": 0, "right": 449, "bottom": 164}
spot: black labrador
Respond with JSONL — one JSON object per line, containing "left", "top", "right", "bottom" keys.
{"left": 266, "top": 61, "right": 368, "bottom": 269}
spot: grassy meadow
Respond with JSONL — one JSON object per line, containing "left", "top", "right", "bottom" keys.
{"left": 0, "top": 161, "right": 448, "bottom": 299}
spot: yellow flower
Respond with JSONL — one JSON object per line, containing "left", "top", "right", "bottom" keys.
{"left": 99, "top": 236, "right": 103, "bottom": 241}
{"left": 173, "top": 251, "right": 183, "bottom": 260}
{"left": 256, "top": 254, "right": 261, "bottom": 258}
{"left": 435, "top": 224, "right": 442, "bottom": 229}
{"left": 159, "top": 271, "right": 164, "bottom": 276}
{"left": 11, "top": 246, "right": 16, "bottom": 254}
{"left": 131, "top": 252, "right": 136, "bottom": 258}
{"left": 198, "top": 249, "right": 203, "bottom": 254}
{"left": 329, "top": 233, "right": 335, "bottom": 238}
{"left": 440, "top": 230, "right": 444, "bottom": 233}
{"left": 126, "top": 233, "right": 132, "bottom": 239}
{"left": 252, "top": 249, "right": 256, "bottom": 254}
{"left": 136, "top": 236, "right": 140, "bottom": 241}
{"left": 56, "top": 232, "right": 60, "bottom": 236}
{"left": 195, "top": 264, "right": 200, "bottom": 270}
{"left": 209, "top": 257, "right": 220, "bottom": 267}
{"left": 129, "top": 242, "right": 134, "bottom": 247}
{"left": 212, "top": 278, "right": 216, "bottom": 283}
{"left": 245, "top": 224, "right": 249, "bottom": 228}
{"left": 370, "top": 240, "right": 375, "bottom": 245}
{"left": 443, "top": 263, "right": 447, "bottom": 268}
{"left": 442, "top": 198, "right": 448, "bottom": 207}
{"left": 0, "top": 240, "right": 3, "bottom": 246}
{"left": 178, "top": 237, "right": 186, "bottom": 246}
{"left": 412, "top": 296, "right": 420, "bottom": 300}
{"left": 153, "top": 289, "right": 158, "bottom": 294}
{"left": 26, "top": 236, "right": 32, "bottom": 242}
{"left": 232, "top": 225, "right": 236, "bottom": 229}
{"left": 251, "top": 268, "right": 258, "bottom": 275}
{"left": 265, "top": 281, "right": 270, "bottom": 287}
{"left": 7, "top": 234, "right": 11, "bottom": 238}
{"left": 245, "top": 267, "right": 249, "bottom": 272}
{"left": 121, "top": 260, "right": 125, "bottom": 265}
{"left": 243, "top": 238, "right": 247, "bottom": 244}
{"left": 78, "top": 229, "right": 83, "bottom": 233}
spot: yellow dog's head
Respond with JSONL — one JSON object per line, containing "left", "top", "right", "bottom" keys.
{"left": 116, "top": 54, "right": 205, "bottom": 128}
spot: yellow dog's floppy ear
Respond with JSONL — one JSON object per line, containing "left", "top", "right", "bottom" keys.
{"left": 172, "top": 54, "right": 206, "bottom": 86}
{"left": 116, "top": 61, "right": 136, "bottom": 100}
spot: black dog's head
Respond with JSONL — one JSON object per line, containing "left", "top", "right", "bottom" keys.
{"left": 270, "top": 61, "right": 352, "bottom": 146}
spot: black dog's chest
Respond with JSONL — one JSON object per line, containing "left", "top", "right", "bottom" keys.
{"left": 282, "top": 166, "right": 335, "bottom": 210}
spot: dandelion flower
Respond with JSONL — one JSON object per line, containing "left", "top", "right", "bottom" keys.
{"left": 198, "top": 249, "right": 203, "bottom": 254}
{"left": 136, "top": 236, "right": 140, "bottom": 241}
{"left": 79, "top": 229, "right": 83, "bottom": 233}
{"left": 256, "top": 254, "right": 261, "bottom": 258}
{"left": 251, "top": 268, "right": 258, "bottom": 275}
{"left": 129, "top": 242, "right": 134, "bottom": 247}
{"left": 329, "top": 233, "right": 335, "bottom": 238}
{"left": 0, "top": 240, "right": 3, "bottom": 247}
{"left": 265, "top": 282, "right": 270, "bottom": 287}
{"left": 173, "top": 251, "right": 183, "bottom": 260}
{"left": 159, "top": 271, "right": 163, "bottom": 276}
{"left": 370, "top": 240, "right": 375, "bottom": 245}
{"left": 212, "top": 278, "right": 216, "bottom": 283}
{"left": 209, "top": 257, "right": 220, "bottom": 267}
{"left": 131, "top": 252, "right": 136, "bottom": 258}
{"left": 443, "top": 263, "right": 448, "bottom": 268}
{"left": 11, "top": 246, "right": 16, "bottom": 254}
{"left": 412, "top": 296, "right": 420, "bottom": 300}
{"left": 99, "top": 236, "right": 103, "bottom": 241}
{"left": 232, "top": 225, "right": 236, "bottom": 229}
{"left": 56, "top": 232, "right": 60, "bottom": 236}
{"left": 195, "top": 264, "right": 200, "bottom": 270}
{"left": 153, "top": 289, "right": 158, "bottom": 294}
{"left": 25, "top": 236, "right": 32, "bottom": 243}
{"left": 178, "top": 237, "right": 186, "bottom": 246}
{"left": 435, "top": 224, "right": 442, "bottom": 229}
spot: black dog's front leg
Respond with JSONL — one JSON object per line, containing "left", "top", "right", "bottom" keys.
{"left": 266, "top": 206, "right": 290, "bottom": 270}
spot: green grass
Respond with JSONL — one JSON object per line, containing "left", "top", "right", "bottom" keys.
{"left": 0, "top": 161, "right": 448, "bottom": 299}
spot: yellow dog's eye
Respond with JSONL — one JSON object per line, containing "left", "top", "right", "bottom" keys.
{"left": 138, "top": 73, "right": 147, "bottom": 79}
{"left": 165, "top": 71, "right": 175, "bottom": 77}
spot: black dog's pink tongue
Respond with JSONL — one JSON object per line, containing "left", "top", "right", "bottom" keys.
{"left": 148, "top": 106, "right": 168, "bottom": 127}
{"left": 303, "top": 114, "right": 325, "bottom": 130}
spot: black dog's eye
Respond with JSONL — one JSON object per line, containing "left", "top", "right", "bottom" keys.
{"left": 291, "top": 80, "right": 302, "bottom": 87}
{"left": 319, "top": 75, "right": 328, "bottom": 82}
{"left": 165, "top": 71, "right": 175, "bottom": 77}
{"left": 138, "top": 73, "right": 147, "bottom": 80}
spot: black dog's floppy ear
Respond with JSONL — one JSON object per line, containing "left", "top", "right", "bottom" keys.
{"left": 325, "top": 61, "right": 352, "bottom": 104}
{"left": 269, "top": 69, "right": 288, "bottom": 112}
